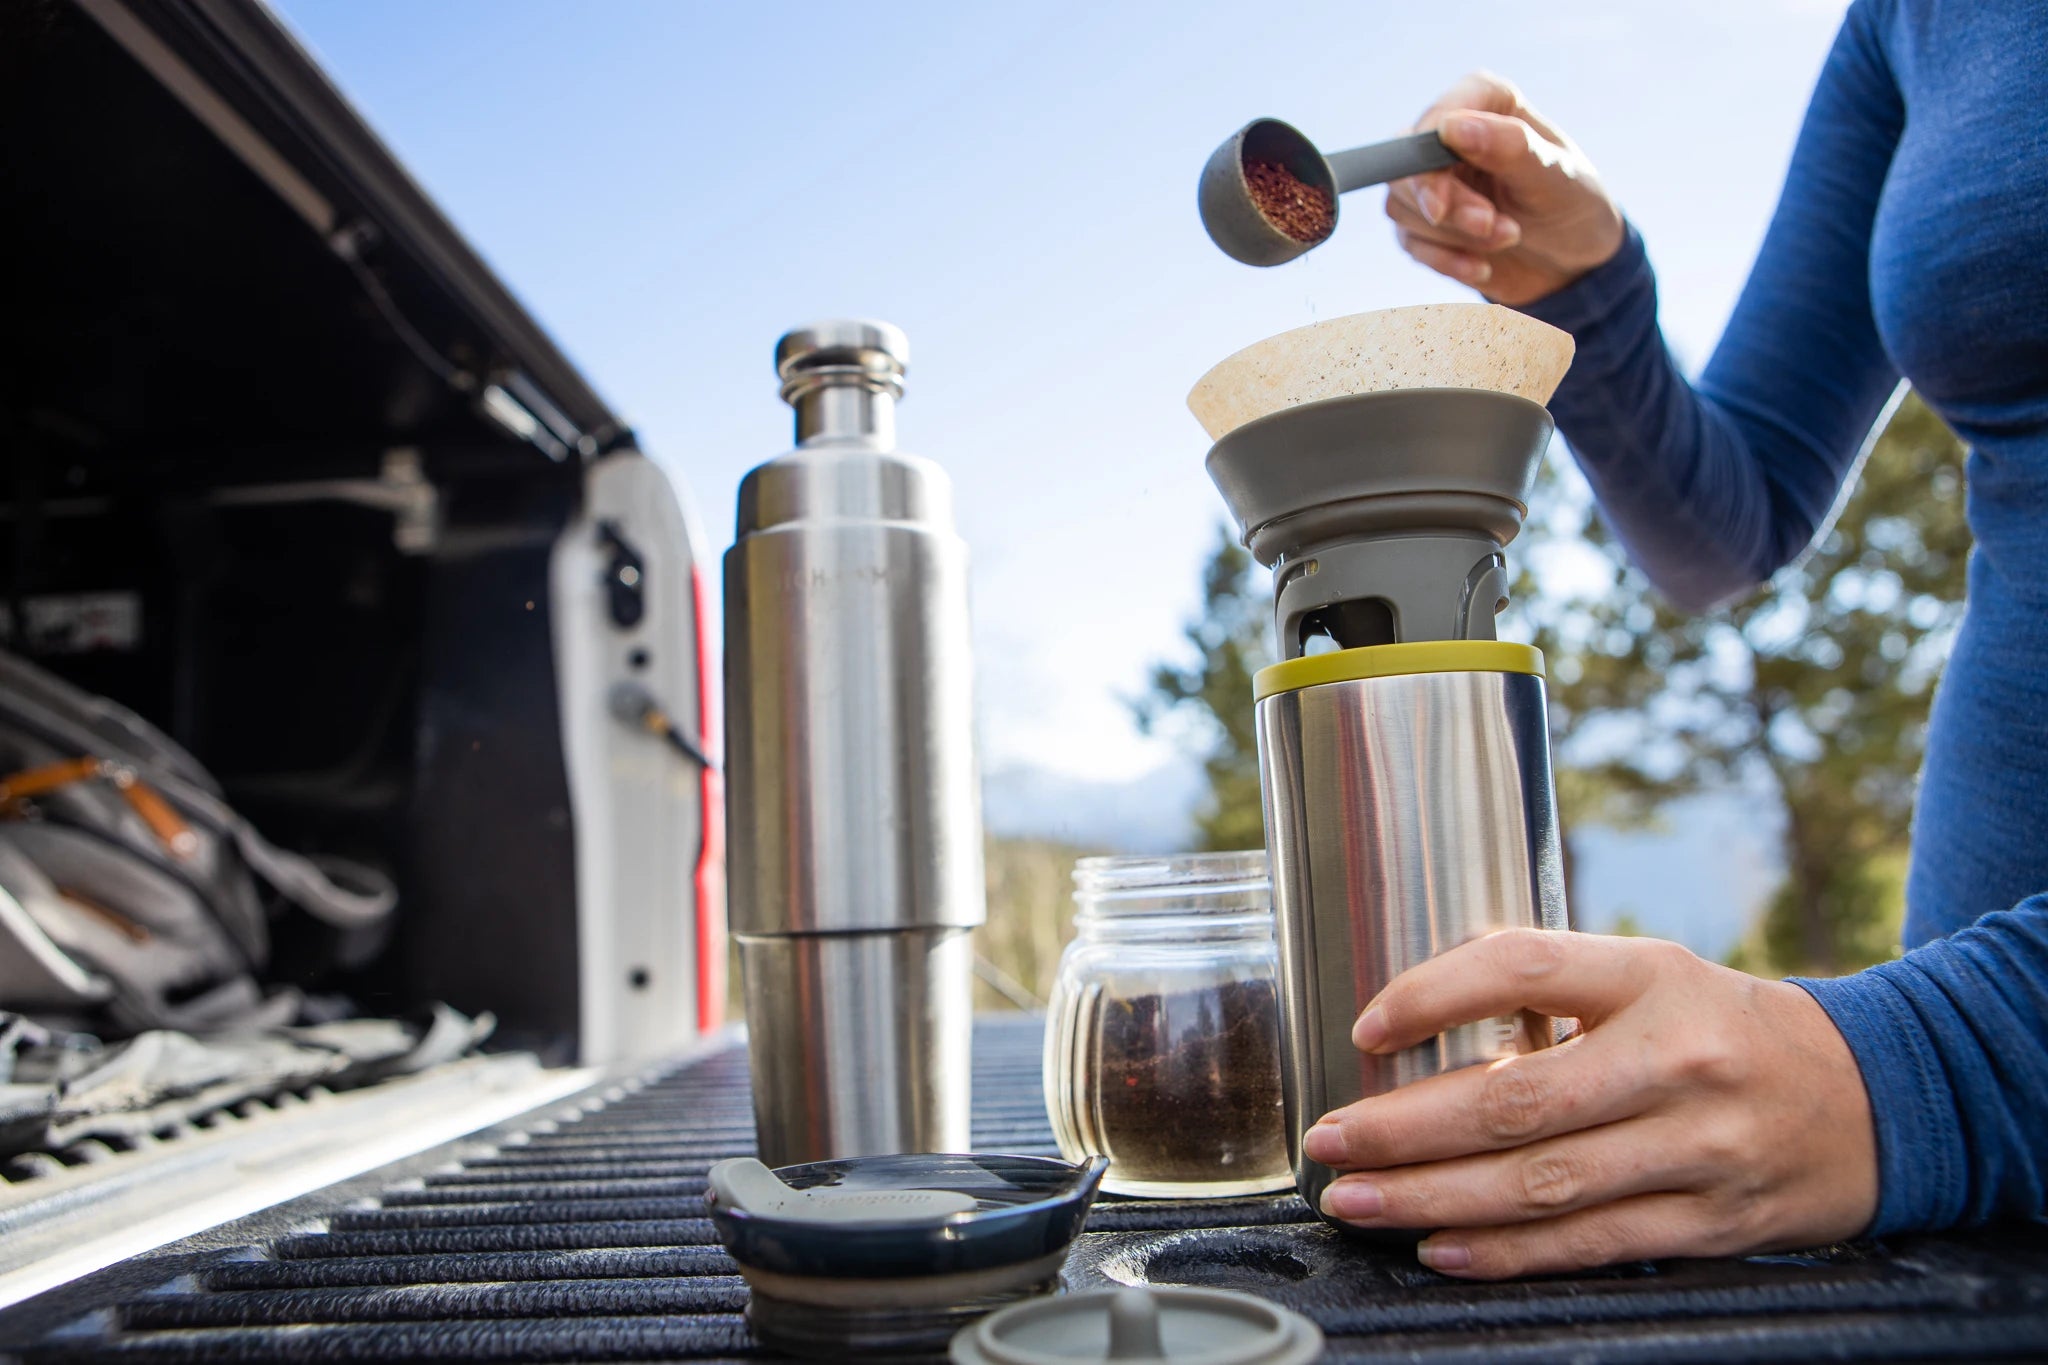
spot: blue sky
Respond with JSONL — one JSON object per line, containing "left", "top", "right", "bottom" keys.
{"left": 272, "top": 0, "right": 1852, "bottom": 787}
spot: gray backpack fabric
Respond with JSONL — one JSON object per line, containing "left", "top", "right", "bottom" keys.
{"left": 0, "top": 649, "right": 396, "bottom": 1036}
{"left": 0, "top": 1003, "right": 495, "bottom": 1171}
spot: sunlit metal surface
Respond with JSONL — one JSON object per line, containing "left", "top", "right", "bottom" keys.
{"left": 1258, "top": 668, "right": 1567, "bottom": 1214}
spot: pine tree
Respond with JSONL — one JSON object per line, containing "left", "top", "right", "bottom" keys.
{"left": 1511, "top": 391, "right": 1970, "bottom": 974}
{"left": 1140, "top": 392, "right": 1970, "bottom": 974}
{"left": 1132, "top": 526, "right": 1268, "bottom": 851}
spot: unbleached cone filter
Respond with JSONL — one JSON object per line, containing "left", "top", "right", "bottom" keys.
{"left": 1186, "top": 302, "right": 1573, "bottom": 441}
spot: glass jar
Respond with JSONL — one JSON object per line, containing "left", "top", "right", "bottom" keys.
{"left": 1042, "top": 851, "right": 1292, "bottom": 1199}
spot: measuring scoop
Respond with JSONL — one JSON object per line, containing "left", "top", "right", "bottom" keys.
{"left": 1199, "top": 117, "right": 1459, "bottom": 267}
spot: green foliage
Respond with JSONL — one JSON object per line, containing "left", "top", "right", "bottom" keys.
{"left": 1517, "top": 392, "right": 1969, "bottom": 976}
{"left": 1133, "top": 526, "right": 1268, "bottom": 851}
{"left": 1141, "top": 394, "right": 1968, "bottom": 980}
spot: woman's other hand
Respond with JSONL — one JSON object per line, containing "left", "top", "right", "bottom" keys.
{"left": 1388, "top": 72, "right": 1626, "bottom": 305}
{"left": 1302, "top": 930, "right": 1878, "bottom": 1278}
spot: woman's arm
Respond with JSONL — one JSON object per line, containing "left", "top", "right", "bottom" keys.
{"left": 1305, "top": 894, "right": 2048, "bottom": 1274}
{"left": 1390, "top": 4, "right": 1905, "bottom": 611}
{"left": 1797, "top": 898, "right": 2048, "bottom": 1235}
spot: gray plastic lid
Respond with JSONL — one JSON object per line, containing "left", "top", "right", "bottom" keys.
{"left": 951, "top": 1286, "right": 1323, "bottom": 1365}
{"left": 707, "top": 1157, "right": 976, "bottom": 1223}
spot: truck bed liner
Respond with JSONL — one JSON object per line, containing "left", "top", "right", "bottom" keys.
{"left": 3, "top": 1016, "right": 2046, "bottom": 1362}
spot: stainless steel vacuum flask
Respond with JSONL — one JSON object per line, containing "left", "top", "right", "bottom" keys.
{"left": 1205, "top": 388, "right": 1570, "bottom": 1222}
{"left": 725, "top": 320, "right": 984, "bottom": 1167}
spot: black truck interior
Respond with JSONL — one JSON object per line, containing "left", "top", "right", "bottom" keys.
{"left": 3, "top": 0, "right": 630, "bottom": 1052}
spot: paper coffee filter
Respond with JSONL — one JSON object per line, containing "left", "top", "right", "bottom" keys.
{"left": 1186, "top": 303, "right": 1574, "bottom": 442}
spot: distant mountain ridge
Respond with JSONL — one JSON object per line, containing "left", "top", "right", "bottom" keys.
{"left": 981, "top": 759, "right": 1203, "bottom": 853}
{"left": 980, "top": 762, "right": 1777, "bottom": 960}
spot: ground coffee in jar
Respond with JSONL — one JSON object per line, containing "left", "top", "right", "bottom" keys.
{"left": 1043, "top": 852, "right": 1291, "bottom": 1199}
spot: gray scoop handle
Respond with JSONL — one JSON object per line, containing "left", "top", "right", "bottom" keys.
{"left": 1326, "top": 131, "right": 1458, "bottom": 193}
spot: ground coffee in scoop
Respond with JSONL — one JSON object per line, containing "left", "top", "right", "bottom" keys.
{"left": 1244, "top": 160, "right": 1334, "bottom": 243}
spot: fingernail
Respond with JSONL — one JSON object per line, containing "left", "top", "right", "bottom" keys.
{"left": 1417, "top": 186, "right": 1443, "bottom": 224}
{"left": 1492, "top": 215, "right": 1522, "bottom": 247}
{"left": 1465, "top": 259, "right": 1494, "bottom": 285}
{"left": 1442, "top": 114, "right": 1488, "bottom": 149}
{"left": 1321, "top": 1179, "right": 1384, "bottom": 1222}
{"left": 1301, "top": 1122, "right": 1346, "bottom": 1165}
{"left": 1418, "top": 1238, "right": 1472, "bottom": 1272}
{"left": 1455, "top": 203, "right": 1494, "bottom": 238}
{"left": 1352, "top": 1006, "right": 1389, "bottom": 1052}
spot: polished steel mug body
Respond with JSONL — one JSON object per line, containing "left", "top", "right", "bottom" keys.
{"left": 735, "top": 928, "right": 973, "bottom": 1165}
{"left": 1255, "top": 664, "right": 1567, "bottom": 1217}
{"left": 725, "top": 320, "right": 984, "bottom": 1167}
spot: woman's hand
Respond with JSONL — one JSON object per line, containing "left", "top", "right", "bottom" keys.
{"left": 1301, "top": 929, "right": 1878, "bottom": 1278}
{"left": 1387, "top": 71, "right": 1626, "bottom": 305}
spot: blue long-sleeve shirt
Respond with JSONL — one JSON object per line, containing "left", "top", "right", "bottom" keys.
{"left": 1514, "top": 0, "right": 2048, "bottom": 1235}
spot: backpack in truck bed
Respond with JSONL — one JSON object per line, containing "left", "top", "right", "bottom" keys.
{"left": 0, "top": 648, "right": 397, "bottom": 1036}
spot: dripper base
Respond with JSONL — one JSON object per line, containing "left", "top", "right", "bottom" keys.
{"left": 1205, "top": 388, "right": 1553, "bottom": 651}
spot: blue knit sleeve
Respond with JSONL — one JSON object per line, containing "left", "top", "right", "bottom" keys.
{"left": 1517, "top": 0, "right": 1904, "bottom": 611}
{"left": 1793, "top": 895, "right": 2048, "bottom": 1235}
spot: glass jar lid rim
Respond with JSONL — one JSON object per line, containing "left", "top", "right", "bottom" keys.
{"left": 1071, "top": 905, "right": 1274, "bottom": 931}
{"left": 1072, "top": 849, "right": 1268, "bottom": 893}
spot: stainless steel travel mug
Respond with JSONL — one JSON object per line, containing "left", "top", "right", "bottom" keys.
{"left": 725, "top": 320, "right": 984, "bottom": 1167}
{"left": 1198, "top": 355, "right": 1576, "bottom": 1226}
{"left": 1255, "top": 644, "right": 1567, "bottom": 1218}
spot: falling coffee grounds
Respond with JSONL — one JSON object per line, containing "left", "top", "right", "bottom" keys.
{"left": 1244, "top": 159, "right": 1335, "bottom": 243}
{"left": 1091, "top": 977, "right": 1289, "bottom": 1188}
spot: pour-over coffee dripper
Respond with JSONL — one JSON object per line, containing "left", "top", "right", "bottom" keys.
{"left": 1191, "top": 303, "right": 1575, "bottom": 1228}
{"left": 1192, "top": 303, "right": 1574, "bottom": 656}
{"left": 1207, "top": 386, "right": 1549, "bottom": 655}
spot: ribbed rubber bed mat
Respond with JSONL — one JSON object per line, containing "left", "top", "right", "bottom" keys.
{"left": 4, "top": 1015, "right": 2048, "bottom": 1362}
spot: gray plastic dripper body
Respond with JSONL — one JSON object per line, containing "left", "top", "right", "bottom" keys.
{"left": 1204, "top": 388, "right": 1554, "bottom": 656}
